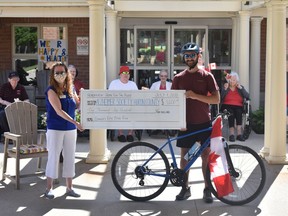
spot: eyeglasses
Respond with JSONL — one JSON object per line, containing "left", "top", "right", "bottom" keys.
{"left": 54, "top": 71, "right": 66, "bottom": 76}
{"left": 184, "top": 53, "right": 197, "bottom": 59}
{"left": 121, "top": 72, "right": 130, "bottom": 75}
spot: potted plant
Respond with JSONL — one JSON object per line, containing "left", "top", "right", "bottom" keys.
{"left": 251, "top": 107, "right": 264, "bottom": 134}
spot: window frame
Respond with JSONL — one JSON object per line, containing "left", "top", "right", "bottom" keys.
{"left": 12, "top": 23, "right": 68, "bottom": 72}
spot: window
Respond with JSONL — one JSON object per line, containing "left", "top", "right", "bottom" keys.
{"left": 13, "top": 25, "right": 39, "bottom": 84}
{"left": 208, "top": 29, "right": 232, "bottom": 67}
{"left": 12, "top": 24, "right": 67, "bottom": 81}
{"left": 15, "top": 26, "right": 38, "bottom": 54}
{"left": 42, "top": 26, "right": 66, "bottom": 40}
{"left": 120, "top": 29, "right": 134, "bottom": 66}
{"left": 174, "top": 29, "right": 206, "bottom": 67}
{"left": 136, "top": 29, "right": 168, "bottom": 66}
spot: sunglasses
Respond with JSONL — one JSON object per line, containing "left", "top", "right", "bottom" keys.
{"left": 54, "top": 71, "right": 66, "bottom": 76}
{"left": 121, "top": 72, "right": 130, "bottom": 75}
{"left": 184, "top": 53, "right": 197, "bottom": 59}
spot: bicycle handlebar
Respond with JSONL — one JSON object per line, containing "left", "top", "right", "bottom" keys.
{"left": 214, "top": 109, "right": 231, "bottom": 121}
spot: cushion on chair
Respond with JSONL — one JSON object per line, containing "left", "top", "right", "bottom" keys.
{"left": 12, "top": 144, "right": 47, "bottom": 154}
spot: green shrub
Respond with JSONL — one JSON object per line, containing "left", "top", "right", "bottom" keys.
{"left": 251, "top": 108, "right": 264, "bottom": 134}
{"left": 38, "top": 111, "right": 47, "bottom": 129}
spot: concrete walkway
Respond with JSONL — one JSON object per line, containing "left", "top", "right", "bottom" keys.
{"left": 0, "top": 131, "right": 287, "bottom": 216}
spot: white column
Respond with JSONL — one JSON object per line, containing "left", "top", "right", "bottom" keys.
{"left": 106, "top": 10, "right": 118, "bottom": 86}
{"left": 261, "top": 6, "right": 272, "bottom": 158}
{"left": 86, "top": 0, "right": 111, "bottom": 163}
{"left": 231, "top": 16, "right": 239, "bottom": 72}
{"left": 266, "top": 1, "right": 288, "bottom": 164}
{"left": 250, "top": 17, "right": 263, "bottom": 111}
{"left": 116, "top": 16, "right": 121, "bottom": 70}
{"left": 238, "top": 11, "right": 251, "bottom": 91}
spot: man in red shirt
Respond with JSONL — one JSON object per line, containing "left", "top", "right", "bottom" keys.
{"left": 171, "top": 42, "right": 220, "bottom": 203}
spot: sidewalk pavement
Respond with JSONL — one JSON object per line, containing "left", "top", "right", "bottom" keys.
{"left": 0, "top": 131, "right": 288, "bottom": 216}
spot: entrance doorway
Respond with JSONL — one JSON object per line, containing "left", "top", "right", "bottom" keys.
{"left": 121, "top": 26, "right": 208, "bottom": 88}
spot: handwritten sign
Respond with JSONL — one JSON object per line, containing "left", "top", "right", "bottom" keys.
{"left": 80, "top": 90, "right": 186, "bottom": 129}
{"left": 38, "top": 39, "right": 67, "bottom": 62}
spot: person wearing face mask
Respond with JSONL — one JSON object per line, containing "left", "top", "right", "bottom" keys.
{"left": 44, "top": 62, "right": 84, "bottom": 199}
{"left": 108, "top": 66, "right": 138, "bottom": 142}
{"left": 171, "top": 42, "right": 220, "bottom": 203}
{"left": 220, "top": 71, "right": 249, "bottom": 142}
{"left": 67, "top": 65, "right": 85, "bottom": 96}
{"left": 0, "top": 71, "right": 29, "bottom": 141}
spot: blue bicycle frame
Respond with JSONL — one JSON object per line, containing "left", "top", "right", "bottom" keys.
{"left": 140, "top": 127, "right": 213, "bottom": 177}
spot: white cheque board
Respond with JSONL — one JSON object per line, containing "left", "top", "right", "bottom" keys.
{"left": 80, "top": 89, "right": 186, "bottom": 129}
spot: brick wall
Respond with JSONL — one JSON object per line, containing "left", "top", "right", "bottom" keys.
{"left": 67, "top": 18, "right": 89, "bottom": 89}
{"left": 0, "top": 18, "right": 89, "bottom": 88}
{"left": 287, "top": 26, "right": 288, "bottom": 73}
{"left": 0, "top": 21, "right": 13, "bottom": 72}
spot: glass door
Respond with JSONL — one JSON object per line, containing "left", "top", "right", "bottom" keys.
{"left": 132, "top": 26, "right": 208, "bottom": 88}
{"left": 172, "top": 26, "right": 208, "bottom": 75}
{"left": 134, "top": 26, "right": 170, "bottom": 89}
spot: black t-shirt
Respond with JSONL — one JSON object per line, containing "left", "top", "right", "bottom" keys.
{"left": 0, "top": 82, "right": 29, "bottom": 105}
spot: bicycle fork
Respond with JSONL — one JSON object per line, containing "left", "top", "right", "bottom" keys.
{"left": 223, "top": 138, "right": 240, "bottom": 178}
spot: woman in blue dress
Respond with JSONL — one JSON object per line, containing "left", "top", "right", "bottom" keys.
{"left": 44, "top": 62, "right": 83, "bottom": 199}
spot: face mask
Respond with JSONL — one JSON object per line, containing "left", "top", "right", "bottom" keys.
{"left": 54, "top": 72, "right": 67, "bottom": 83}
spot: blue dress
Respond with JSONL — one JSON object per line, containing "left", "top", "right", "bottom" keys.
{"left": 45, "top": 86, "right": 76, "bottom": 130}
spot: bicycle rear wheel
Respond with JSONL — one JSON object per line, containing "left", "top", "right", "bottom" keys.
{"left": 206, "top": 144, "right": 266, "bottom": 205}
{"left": 111, "top": 142, "right": 170, "bottom": 201}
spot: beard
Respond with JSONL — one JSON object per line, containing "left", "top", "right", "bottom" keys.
{"left": 186, "top": 58, "right": 198, "bottom": 70}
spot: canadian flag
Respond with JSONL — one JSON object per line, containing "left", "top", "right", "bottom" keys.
{"left": 209, "top": 62, "right": 217, "bottom": 70}
{"left": 205, "top": 63, "right": 217, "bottom": 72}
{"left": 209, "top": 116, "right": 234, "bottom": 197}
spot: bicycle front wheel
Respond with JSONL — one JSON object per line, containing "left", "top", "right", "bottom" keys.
{"left": 111, "top": 142, "right": 170, "bottom": 201}
{"left": 206, "top": 144, "right": 266, "bottom": 205}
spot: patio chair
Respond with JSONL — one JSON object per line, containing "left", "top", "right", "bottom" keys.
{"left": 1, "top": 101, "right": 47, "bottom": 189}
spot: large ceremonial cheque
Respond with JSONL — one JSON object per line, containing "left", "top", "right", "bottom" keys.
{"left": 80, "top": 89, "right": 186, "bottom": 129}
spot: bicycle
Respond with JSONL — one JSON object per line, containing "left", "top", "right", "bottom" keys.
{"left": 111, "top": 116, "right": 266, "bottom": 205}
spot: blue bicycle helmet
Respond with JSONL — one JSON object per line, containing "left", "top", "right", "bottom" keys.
{"left": 181, "top": 42, "right": 200, "bottom": 54}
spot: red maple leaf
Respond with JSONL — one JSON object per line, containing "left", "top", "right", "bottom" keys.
{"left": 209, "top": 152, "right": 220, "bottom": 173}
